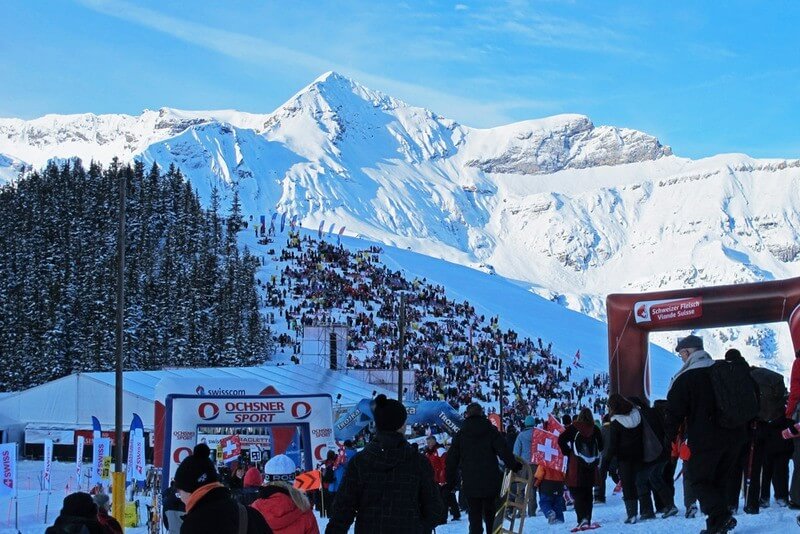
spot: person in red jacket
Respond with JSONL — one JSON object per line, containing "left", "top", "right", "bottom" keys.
{"left": 424, "top": 436, "right": 460, "bottom": 522}
{"left": 251, "top": 454, "right": 319, "bottom": 534}
{"left": 788, "top": 351, "right": 800, "bottom": 508}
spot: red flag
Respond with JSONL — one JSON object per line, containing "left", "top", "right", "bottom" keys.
{"left": 488, "top": 413, "right": 502, "bottom": 432}
{"left": 531, "top": 429, "right": 564, "bottom": 471}
{"left": 219, "top": 435, "right": 242, "bottom": 463}
{"left": 547, "top": 414, "right": 566, "bottom": 436}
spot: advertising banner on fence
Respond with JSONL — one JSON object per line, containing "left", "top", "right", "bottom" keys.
{"left": 92, "top": 438, "right": 110, "bottom": 486}
{"left": 0, "top": 443, "right": 16, "bottom": 498}
{"left": 42, "top": 439, "right": 53, "bottom": 491}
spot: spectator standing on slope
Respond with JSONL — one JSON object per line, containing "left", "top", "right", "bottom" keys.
{"left": 665, "top": 335, "right": 738, "bottom": 534}
{"left": 326, "top": 394, "right": 445, "bottom": 533}
{"left": 513, "top": 415, "right": 538, "bottom": 517}
{"left": 558, "top": 407, "right": 603, "bottom": 531}
{"left": 446, "top": 402, "right": 522, "bottom": 534}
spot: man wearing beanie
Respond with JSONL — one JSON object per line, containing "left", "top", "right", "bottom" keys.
{"left": 175, "top": 443, "right": 270, "bottom": 534}
{"left": 46, "top": 492, "right": 104, "bottom": 534}
{"left": 666, "top": 335, "right": 741, "bottom": 534}
{"left": 326, "top": 394, "right": 446, "bottom": 533}
{"left": 251, "top": 454, "right": 320, "bottom": 534}
{"left": 446, "top": 402, "right": 522, "bottom": 534}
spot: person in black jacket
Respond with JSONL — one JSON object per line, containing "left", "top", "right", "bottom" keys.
{"left": 326, "top": 394, "right": 446, "bottom": 533}
{"left": 630, "top": 397, "right": 678, "bottom": 519}
{"left": 604, "top": 394, "right": 644, "bottom": 523}
{"left": 666, "top": 335, "right": 740, "bottom": 534}
{"left": 162, "top": 479, "right": 186, "bottom": 534}
{"left": 446, "top": 402, "right": 522, "bottom": 534}
{"left": 45, "top": 492, "right": 105, "bottom": 534}
{"left": 175, "top": 443, "right": 270, "bottom": 534}
{"left": 558, "top": 407, "right": 603, "bottom": 530}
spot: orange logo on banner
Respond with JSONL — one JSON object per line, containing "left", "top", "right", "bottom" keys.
{"left": 293, "top": 470, "right": 321, "bottom": 491}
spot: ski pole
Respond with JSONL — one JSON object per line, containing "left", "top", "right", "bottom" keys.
{"left": 744, "top": 421, "right": 757, "bottom": 505}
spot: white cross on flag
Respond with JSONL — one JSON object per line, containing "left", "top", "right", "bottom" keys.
{"left": 220, "top": 435, "right": 242, "bottom": 463}
{"left": 531, "top": 428, "right": 564, "bottom": 471}
{"left": 547, "top": 414, "right": 566, "bottom": 436}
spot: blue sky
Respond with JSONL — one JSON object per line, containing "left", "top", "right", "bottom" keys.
{"left": 2, "top": 0, "right": 798, "bottom": 158}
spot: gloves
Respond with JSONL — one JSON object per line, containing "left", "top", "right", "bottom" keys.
{"left": 789, "top": 422, "right": 799, "bottom": 436}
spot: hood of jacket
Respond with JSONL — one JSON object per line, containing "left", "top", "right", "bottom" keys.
{"left": 669, "top": 349, "right": 715, "bottom": 392}
{"left": 611, "top": 407, "right": 641, "bottom": 429}
{"left": 460, "top": 414, "right": 497, "bottom": 439}
{"left": 252, "top": 487, "right": 307, "bottom": 531}
{"left": 362, "top": 430, "right": 415, "bottom": 472}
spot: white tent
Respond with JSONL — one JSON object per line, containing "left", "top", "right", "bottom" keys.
{"left": 0, "top": 363, "right": 391, "bottom": 435}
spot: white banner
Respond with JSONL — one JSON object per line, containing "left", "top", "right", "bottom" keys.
{"left": 132, "top": 435, "right": 146, "bottom": 482}
{"left": 75, "top": 436, "right": 85, "bottom": 488}
{"left": 42, "top": 439, "right": 53, "bottom": 491}
{"left": 0, "top": 443, "right": 17, "bottom": 498}
{"left": 24, "top": 429, "right": 75, "bottom": 445}
{"left": 91, "top": 438, "right": 110, "bottom": 486}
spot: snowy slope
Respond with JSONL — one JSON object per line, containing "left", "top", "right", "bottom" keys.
{"left": 3, "top": 71, "right": 800, "bottom": 372}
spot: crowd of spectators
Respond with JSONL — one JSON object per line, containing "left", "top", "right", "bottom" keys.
{"left": 256, "top": 230, "right": 610, "bottom": 428}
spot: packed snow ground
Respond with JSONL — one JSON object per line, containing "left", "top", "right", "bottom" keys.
{"left": 2, "top": 460, "right": 798, "bottom": 533}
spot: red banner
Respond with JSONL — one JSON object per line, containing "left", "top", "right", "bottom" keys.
{"left": 634, "top": 297, "right": 703, "bottom": 325}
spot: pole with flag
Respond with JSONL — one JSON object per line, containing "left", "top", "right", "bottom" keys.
{"left": 0, "top": 442, "right": 17, "bottom": 532}
{"left": 318, "top": 220, "right": 325, "bottom": 239}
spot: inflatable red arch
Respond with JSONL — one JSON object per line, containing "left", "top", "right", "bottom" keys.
{"left": 607, "top": 276, "right": 800, "bottom": 400}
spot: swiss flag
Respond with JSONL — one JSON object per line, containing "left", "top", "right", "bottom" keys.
{"left": 531, "top": 428, "right": 564, "bottom": 471}
{"left": 220, "top": 435, "right": 242, "bottom": 463}
{"left": 547, "top": 414, "right": 566, "bottom": 436}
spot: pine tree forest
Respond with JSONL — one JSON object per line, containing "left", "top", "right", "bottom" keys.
{"left": 0, "top": 158, "right": 273, "bottom": 391}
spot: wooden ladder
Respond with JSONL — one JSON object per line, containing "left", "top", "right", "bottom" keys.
{"left": 493, "top": 462, "right": 534, "bottom": 534}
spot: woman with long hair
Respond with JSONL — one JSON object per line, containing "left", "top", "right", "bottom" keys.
{"left": 558, "top": 407, "right": 604, "bottom": 531}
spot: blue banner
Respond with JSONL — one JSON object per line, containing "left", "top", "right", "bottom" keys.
{"left": 333, "top": 399, "right": 464, "bottom": 441}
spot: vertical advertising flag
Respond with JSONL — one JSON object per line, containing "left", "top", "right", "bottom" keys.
{"left": 327, "top": 222, "right": 335, "bottom": 238}
{"left": 0, "top": 443, "right": 16, "bottom": 498}
{"left": 318, "top": 220, "right": 325, "bottom": 239}
{"left": 337, "top": 226, "right": 346, "bottom": 244}
{"left": 280, "top": 212, "right": 287, "bottom": 232}
{"left": 92, "top": 438, "right": 111, "bottom": 486}
{"left": 42, "top": 439, "right": 53, "bottom": 491}
{"left": 75, "top": 436, "right": 85, "bottom": 487}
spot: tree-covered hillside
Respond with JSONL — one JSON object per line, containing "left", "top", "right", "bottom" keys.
{"left": 0, "top": 159, "right": 272, "bottom": 390}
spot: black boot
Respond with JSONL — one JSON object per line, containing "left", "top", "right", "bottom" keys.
{"left": 623, "top": 500, "right": 638, "bottom": 524}
{"left": 657, "top": 487, "right": 679, "bottom": 518}
{"left": 639, "top": 494, "right": 656, "bottom": 520}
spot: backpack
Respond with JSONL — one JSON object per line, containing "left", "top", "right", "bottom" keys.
{"left": 640, "top": 411, "right": 664, "bottom": 463}
{"left": 708, "top": 361, "right": 760, "bottom": 428}
{"left": 572, "top": 433, "right": 600, "bottom": 468}
{"left": 750, "top": 367, "right": 788, "bottom": 422}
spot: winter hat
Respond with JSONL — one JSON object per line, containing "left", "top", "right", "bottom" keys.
{"left": 373, "top": 394, "right": 408, "bottom": 431}
{"left": 174, "top": 443, "right": 219, "bottom": 493}
{"left": 524, "top": 415, "right": 536, "bottom": 428}
{"left": 61, "top": 492, "right": 97, "bottom": 518}
{"left": 465, "top": 402, "right": 484, "bottom": 418}
{"left": 93, "top": 493, "right": 110, "bottom": 511}
{"left": 264, "top": 454, "right": 297, "bottom": 483}
{"left": 675, "top": 335, "right": 703, "bottom": 352}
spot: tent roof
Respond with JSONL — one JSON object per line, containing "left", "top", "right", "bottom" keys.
{"left": 87, "top": 363, "right": 389, "bottom": 406}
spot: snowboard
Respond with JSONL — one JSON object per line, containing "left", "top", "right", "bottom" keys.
{"left": 570, "top": 522, "right": 601, "bottom": 532}
{"left": 492, "top": 460, "right": 533, "bottom": 534}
